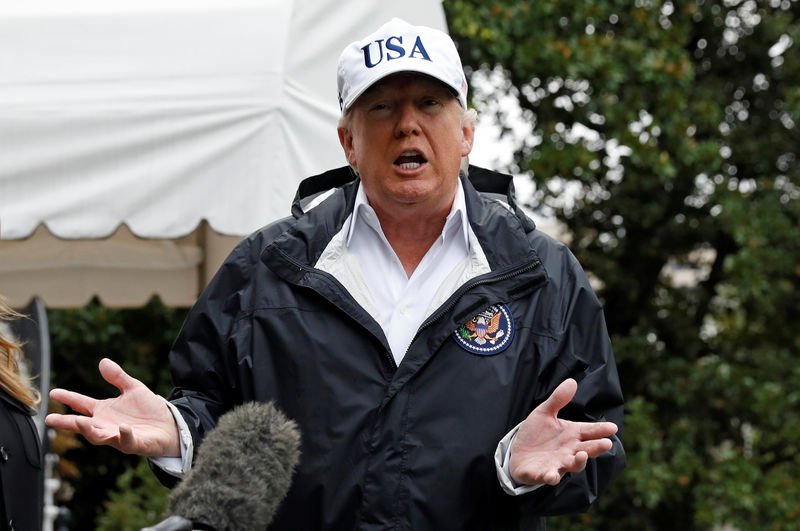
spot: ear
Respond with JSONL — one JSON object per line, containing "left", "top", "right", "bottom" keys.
{"left": 338, "top": 127, "right": 358, "bottom": 168}
{"left": 460, "top": 119, "right": 475, "bottom": 157}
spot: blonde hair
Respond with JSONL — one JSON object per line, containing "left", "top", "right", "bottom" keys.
{"left": 0, "top": 298, "right": 41, "bottom": 408}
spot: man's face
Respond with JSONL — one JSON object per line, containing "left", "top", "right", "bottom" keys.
{"left": 338, "top": 73, "right": 475, "bottom": 217}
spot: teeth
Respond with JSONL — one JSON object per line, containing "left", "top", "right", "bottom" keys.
{"left": 401, "top": 150, "right": 420, "bottom": 156}
{"left": 398, "top": 162, "right": 422, "bottom": 169}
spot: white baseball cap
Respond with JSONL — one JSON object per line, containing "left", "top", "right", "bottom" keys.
{"left": 336, "top": 18, "right": 468, "bottom": 113}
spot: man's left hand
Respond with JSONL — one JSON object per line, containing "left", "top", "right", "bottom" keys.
{"left": 509, "top": 378, "right": 618, "bottom": 486}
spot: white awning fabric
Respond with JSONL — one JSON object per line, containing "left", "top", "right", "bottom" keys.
{"left": 0, "top": 223, "right": 243, "bottom": 308}
{"left": 0, "top": 0, "right": 448, "bottom": 307}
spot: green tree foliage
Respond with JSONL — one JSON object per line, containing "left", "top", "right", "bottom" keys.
{"left": 95, "top": 457, "right": 171, "bottom": 531}
{"left": 48, "top": 297, "right": 186, "bottom": 528}
{"left": 446, "top": 0, "right": 799, "bottom": 529}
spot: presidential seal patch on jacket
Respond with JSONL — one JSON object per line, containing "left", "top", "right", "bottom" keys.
{"left": 453, "top": 303, "right": 514, "bottom": 355}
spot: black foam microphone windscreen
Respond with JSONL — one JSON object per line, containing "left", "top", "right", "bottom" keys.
{"left": 166, "top": 401, "right": 301, "bottom": 530}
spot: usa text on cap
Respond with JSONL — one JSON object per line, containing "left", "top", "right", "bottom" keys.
{"left": 336, "top": 18, "right": 469, "bottom": 113}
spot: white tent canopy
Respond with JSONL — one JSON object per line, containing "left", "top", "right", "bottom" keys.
{"left": 0, "top": 0, "right": 449, "bottom": 307}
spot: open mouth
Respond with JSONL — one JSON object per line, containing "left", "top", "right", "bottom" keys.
{"left": 394, "top": 150, "right": 427, "bottom": 170}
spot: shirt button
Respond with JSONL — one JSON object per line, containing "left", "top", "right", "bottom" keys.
{"left": 399, "top": 306, "right": 407, "bottom": 315}
{"left": 0, "top": 446, "right": 8, "bottom": 462}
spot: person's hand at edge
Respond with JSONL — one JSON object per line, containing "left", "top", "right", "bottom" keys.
{"left": 46, "top": 358, "right": 180, "bottom": 457}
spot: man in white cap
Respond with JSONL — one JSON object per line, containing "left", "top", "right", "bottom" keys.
{"left": 48, "top": 18, "right": 625, "bottom": 529}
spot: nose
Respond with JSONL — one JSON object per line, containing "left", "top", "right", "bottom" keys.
{"left": 394, "top": 102, "right": 420, "bottom": 138}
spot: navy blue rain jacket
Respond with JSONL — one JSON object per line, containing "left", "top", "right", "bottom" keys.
{"left": 158, "top": 166, "right": 626, "bottom": 530}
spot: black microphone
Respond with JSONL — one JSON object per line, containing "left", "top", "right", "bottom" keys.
{"left": 143, "top": 401, "right": 301, "bottom": 531}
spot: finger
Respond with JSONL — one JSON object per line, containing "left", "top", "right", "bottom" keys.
{"left": 565, "top": 451, "right": 589, "bottom": 474}
{"left": 98, "top": 358, "right": 140, "bottom": 393}
{"left": 577, "top": 421, "right": 618, "bottom": 440}
{"left": 49, "top": 388, "right": 97, "bottom": 416}
{"left": 576, "top": 438, "right": 614, "bottom": 458}
{"left": 118, "top": 423, "right": 137, "bottom": 453}
{"left": 536, "top": 378, "right": 578, "bottom": 417}
{"left": 542, "top": 469, "right": 562, "bottom": 486}
{"left": 45, "top": 413, "right": 83, "bottom": 432}
{"left": 74, "top": 415, "right": 120, "bottom": 447}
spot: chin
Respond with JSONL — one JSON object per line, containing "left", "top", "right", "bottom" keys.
{"left": 391, "top": 183, "right": 435, "bottom": 202}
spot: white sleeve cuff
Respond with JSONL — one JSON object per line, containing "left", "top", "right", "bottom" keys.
{"left": 494, "top": 422, "right": 543, "bottom": 496}
{"left": 148, "top": 397, "right": 194, "bottom": 478}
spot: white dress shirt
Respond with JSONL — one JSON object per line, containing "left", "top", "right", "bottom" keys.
{"left": 326, "top": 180, "right": 471, "bottom": 364}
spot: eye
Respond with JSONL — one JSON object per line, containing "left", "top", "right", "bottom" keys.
{"left": 418, "top": 97, "right": 445, "bottom": 113}
{"left": 369, "top": 102, "right": 392, "bottom": 113}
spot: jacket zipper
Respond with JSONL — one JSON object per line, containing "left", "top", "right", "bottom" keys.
{"left": 275, "top": 248, "right": 400, "bottom": 370}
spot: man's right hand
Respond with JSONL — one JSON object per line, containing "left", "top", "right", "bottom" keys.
{"left": 46, "top": 358, "right": 181, "bottom": 458}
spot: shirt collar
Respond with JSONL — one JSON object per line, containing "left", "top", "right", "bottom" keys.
{"left": 346, "top": 179, "right": 469, "bottom": 250}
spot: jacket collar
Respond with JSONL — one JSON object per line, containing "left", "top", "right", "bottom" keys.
{"left": 275, "top": 165, "right": 539, "bottom": 273}
{"left": 290, "top": 166, "right": 359, "bottom": 219}
{"left": 0, "top": 386, "right": 37, "bottom": 417}
{"left": 289, "top": 165, "right": 532, "bottom": 221}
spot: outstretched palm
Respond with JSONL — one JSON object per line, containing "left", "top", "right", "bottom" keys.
{"left": 509, "top": 379, "right": 618, "bottom": 486}
{"left": 46, "top": 358, "right": 180, "bottom": 457}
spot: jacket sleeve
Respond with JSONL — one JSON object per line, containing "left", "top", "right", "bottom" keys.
{"left": 516, "top": 238, "right": 626, "bottom": 515}
{"left": 151, "top": 234, "right": 258, "bottom": 488}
